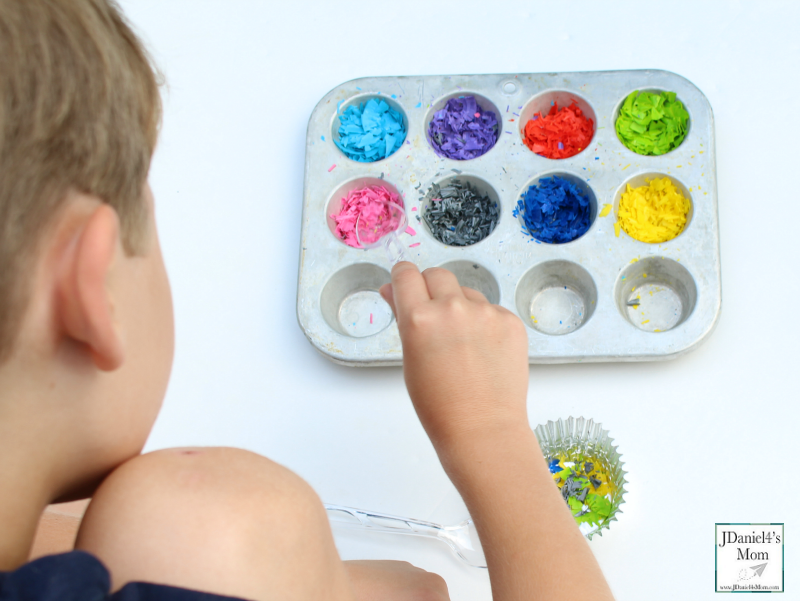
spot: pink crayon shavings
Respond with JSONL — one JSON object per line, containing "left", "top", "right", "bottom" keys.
{"left": 328, "top": 164, "right": 337, "bottom": 172}
{"left": 405, "top": 226, "right": 417, "bottom": 236}
{"left": 331, "top": 185, "right": 404, "bottom": 248}
{"left": 409, "top": 242, "right": 421, "bottom": 248}
{"left": 370, "top": 313, "right": 373, "bottom": 324}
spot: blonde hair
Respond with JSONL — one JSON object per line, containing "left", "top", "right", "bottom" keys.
{"left": 0, "top": 0, "right": 161, "bottom": 362}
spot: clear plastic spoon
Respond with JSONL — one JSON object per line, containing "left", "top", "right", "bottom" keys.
{"left": 355, "top": 200, "right": 410, "bottom": 265}
{"left": 325, "top": 504, "right": 486, "bottom": 569}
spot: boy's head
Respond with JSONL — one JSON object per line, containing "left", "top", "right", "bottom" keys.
{"left": 0, "top": 0, "right": 173, "bottom": 499}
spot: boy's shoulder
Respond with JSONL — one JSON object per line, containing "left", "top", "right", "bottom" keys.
{"left": 0, "top": 551, "right": 245, "bottom": 601}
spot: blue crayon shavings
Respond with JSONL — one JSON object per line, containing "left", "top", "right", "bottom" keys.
{"left": 513, "top": 176, "right": 592, "bottom": 244}
{"left": 428, "top": 95, "right": 498, "bottom": 160}
{"left": 334, "top": 98, "right": 407, "bottom": 162}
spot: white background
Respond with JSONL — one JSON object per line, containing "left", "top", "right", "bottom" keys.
{"left": 119, "top": 1, "right": 798, "bottom": 599}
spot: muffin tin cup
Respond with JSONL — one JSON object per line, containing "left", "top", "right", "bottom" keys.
{"left": 298, "top": 70, "right": 720, "bottom": 366}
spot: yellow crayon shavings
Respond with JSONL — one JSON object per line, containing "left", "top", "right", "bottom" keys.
{"left": 599, "top": 204, "right": 612, "bottom": 218}
{"left": 615, "top": 177, "right": 690, "bottom": 243}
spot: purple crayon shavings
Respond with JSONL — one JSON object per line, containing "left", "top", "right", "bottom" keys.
{"left": 513, "top": 176, "right": 591, "bottom": 244}
{"left": 334, "top": 98, "right": 407, "bottom": 163}
{"left": 428, "top": 96, "right": 498, "bottom": 160}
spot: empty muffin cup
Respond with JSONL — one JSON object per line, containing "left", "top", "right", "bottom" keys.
{"left": 515, "top": 261, "right": 597, "bottom": 335}
{"left": 615, "top": 257, "right": 697, "bottom": 333}
{"left": 321, "top": 263, "right": 393, "bottom": 338}
{"left": 438, "top": 261, "right": 500, "bottom": 304}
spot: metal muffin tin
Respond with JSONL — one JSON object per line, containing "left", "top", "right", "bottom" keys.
{"left": 297, "top": 70, "right": 720, "bottom": 366}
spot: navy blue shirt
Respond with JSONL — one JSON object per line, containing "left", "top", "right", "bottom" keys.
{"left": 0, "top": 551, "right": 247, "bottom": 601}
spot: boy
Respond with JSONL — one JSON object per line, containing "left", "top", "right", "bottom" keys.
{"left": 0, "top": 0, "right": 615, "bottom": 599}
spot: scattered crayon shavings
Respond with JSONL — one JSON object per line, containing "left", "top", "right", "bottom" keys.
{"left": 548, "top": 457, "right": 614, "bottom": 527}
{"left": 328, "top": 164, "right": 337, "bottom": 172}
{"left": 424, "top": 179, "right": 499, "bottom": 246}
{"left": 599, "top": 204, "right": 612, "bottom": 218}
{"left": 335, "top": 99, "right": 407, "bottom": 162}
{"left": 616, "top": 177, "right": 690, "bottom": 243}
{"left": 615, "top": 90, "right": 689, "bottom": 156}
{"left": 405, "top": 226, "right": 416, "bottom": 236}
{"left": 513, "top": 176, "right": 591, "bottom": 244}
{"left": 331, "top": 185, "right": 403, "bottom": 248}
{"left": 428, "top": 96, "right": 498, "bottom": 160}
{"left": 409, "top": 242, "right": 421, "bottom": 248}
{"left": 523, "top": 101, "right": 594, "bottom": 159}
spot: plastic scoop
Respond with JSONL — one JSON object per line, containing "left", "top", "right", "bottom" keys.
{"left": 355, "top": 200, "right": 409, "bottom": 265}
{"left": 325, "top": 504, "right": 486, "bottom": 568}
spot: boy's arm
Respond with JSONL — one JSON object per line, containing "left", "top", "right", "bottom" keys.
{"left": 380, "top": 263, "right": 615, "bottom": 601}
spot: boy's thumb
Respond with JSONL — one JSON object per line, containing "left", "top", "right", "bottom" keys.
{"left": 379, "top": 283, "right": 397, "bottom": 316}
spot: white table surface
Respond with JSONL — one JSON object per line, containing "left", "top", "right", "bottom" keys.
{"left": 121, "top": 1, "right": 799, "bottom": 599}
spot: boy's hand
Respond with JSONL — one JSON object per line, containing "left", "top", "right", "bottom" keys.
{"left": 344, "top": 560, "right": 449, "bottom": 601}
{"left": 381, "top": 264, "right": 615, "bottom": 601}
{"left": 379, "top": 263, "right": 530, "bottom": 460}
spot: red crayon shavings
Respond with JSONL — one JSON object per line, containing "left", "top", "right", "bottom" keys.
{"left": 523, "top": 102, "right": 594, "bottom": 159}
{"left": 331, "top": 185, "right": 404, "bottom": 248}
{"left": 409, "top": 242, "right": 421, "bottom": 248}
{"left": 328, "top": 164, "right": 337, "bottom": 172}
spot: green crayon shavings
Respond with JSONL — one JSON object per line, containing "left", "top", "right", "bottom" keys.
{"left": 568, "top": 496, "right": 584, "bottom": 513}
{"left": 575, "top": 493, "right": 613, "bottom": 526}
{"left": 615, "top": 90, "right": 689, "bottom": 156}
{"left": 553, "top": 458, "right": 614, "bottom": 528}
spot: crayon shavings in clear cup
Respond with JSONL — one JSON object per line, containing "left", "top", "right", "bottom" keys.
{"left": 523, "top": 102, "right": 593, "bottom": 159}
{"left": 514, "top": 176, "right": 591, "bottom": 244}
{"left": 423, "top": 180, "right": 498, "bottom": 246}
{"left": 335, "top": 99, "right": 407, "bottom": 162}
{"left": 428, "top": 96, "right": 498, "bottom": 160}
{"left": 331, "top": 185, "right": 404, "bottom": 248}
{"left": 615, "top": 90, "right": 689, "bottom": 155}
{"left": 615, "top": 177, "right": 690, "bottom": 243}
{"left": 549, "top": 457, "right": 615, "bottom": 536}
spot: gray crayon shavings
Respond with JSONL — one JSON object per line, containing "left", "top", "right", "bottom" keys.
{"left": 423, "top": 179, "right": 498, "bottom": 247}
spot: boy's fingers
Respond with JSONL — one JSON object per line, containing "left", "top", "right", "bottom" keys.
{"left": 390, "top": 262, "right": 430, "bottom": 316}
{"left": 422, "top": 268, "right": 463, "bottom": 299}
{"left": 461, "top": 287, "right": 489, "bottom": 303}
{"left": 379, "top": 284, "right": 397, "bottom": 315}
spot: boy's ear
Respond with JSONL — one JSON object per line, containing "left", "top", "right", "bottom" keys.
{"left": 57, "top": 203, "right": 125, "bottom": 371}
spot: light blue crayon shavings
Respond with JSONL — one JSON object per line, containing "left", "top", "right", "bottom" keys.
{"left": 334, "top": 99, "right": 407, "bottom": 163}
